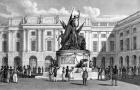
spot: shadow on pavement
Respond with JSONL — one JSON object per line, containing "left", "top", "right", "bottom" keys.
{"left": 98, "top": 84, "right": 112, "bottom": 86}
{"left": 118, "top": 78, "right": 140, "bottom": 86}
{"left": 70, "top": 82, "right": 83, "bottom": 85}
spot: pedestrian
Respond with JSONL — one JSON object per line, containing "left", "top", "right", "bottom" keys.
{"left": 62, "top": 67, "right": 65, "bottom": 81}
{"left": 98, "top": 68, "right": 102, "bottom": 80}
{"left": 111, "top": 66, "right": 118, "bottom": 86}
{"left": 65, "top": 66, "right": 70, "bottom": 81}
{"left": 70, "top": 67, "right": 74, "bottom": 80}
{"left": 82, "top": 68, "right": 88, "bottom": 86}
{"left": 53, "top": 67, "right": 58, "bottom": 82}
{"left": 7, "top": 68, "right": 10, "bottom": 83}
{"left": 13, "top": 69, "right": 18, "bottom": 83}
{"left": 122, "top": 67, "right": 126, "bottom": 79}
{"left": 9, "top": 66, "right": 13, "bottom": 82}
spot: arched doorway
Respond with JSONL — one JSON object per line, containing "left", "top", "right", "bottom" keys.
{"left": 101, "top": 57, "right": 105, "bottom": 68}
{"left": 125, "top": 56, "right": 129, "bottom": 67}
{"left": 119, "top": 56, "right": 123, "bottom": 68}
{"left": 2, "top": 57, "right": 8, "bottom": 66}
{"left": 92, "top": 57, "right": 96, "bottom": 67}
{"left": 29, "top": 56, "right": 37, "bottom": 72}
{"left": 110, "top": 57, "right": 114, "bottom": 66}
{"left": 14, "top": 56, "right": 22, "bottom": 68}
{"left": 45, "top": 56, "right": 53, "bottom": 72}
{"left": 132, "top": 55, "right": 137, "bottom": 66}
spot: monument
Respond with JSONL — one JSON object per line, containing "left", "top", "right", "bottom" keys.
{"left": 36, "top": 9, "right": 100, "bottom": 80}
{"left": 56, "top": 9, "right": 90, "bottom": 68}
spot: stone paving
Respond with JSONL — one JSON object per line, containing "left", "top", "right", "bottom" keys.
{"left": 0, "top": 78, "right": 140, "bottom": 90}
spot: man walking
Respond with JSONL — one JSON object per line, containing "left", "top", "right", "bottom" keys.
{"left": 111, "top": 66, "right": 118, "bottom": 86}
{"left": 82, "top": 68, "right": 88, "bottom": 86}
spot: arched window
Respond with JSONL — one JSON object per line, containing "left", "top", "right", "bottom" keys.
{"left": 14, "top": 56, "right": 22, "bottom": 68}
{"left": 2, "top": 57, "right": 8, "bottom": 66}
{"left": 110, "top": 57, "right": 114, "bottom": 66}
{"left": 45, "top": 56, "right": 53, "bottom": 72}
{"left": 132, "top": 55, "right": 137, "bottom": 66}
{"left": 29, "top": 56, "right": 37, "bottom": 73}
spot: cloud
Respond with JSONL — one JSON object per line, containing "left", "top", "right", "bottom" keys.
{"left": 83, "top": 6, "right": 100, "bottom": 18}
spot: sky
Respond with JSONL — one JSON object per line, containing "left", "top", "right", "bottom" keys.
{"left": 0, "top": 0, "right": 139, "bottom": 23}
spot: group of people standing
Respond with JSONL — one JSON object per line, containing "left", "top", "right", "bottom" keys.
{"left": 0, "top": 66, "right": 18, "bottom": 83}
{"left": 49, "top": 66, "right": 74, "bottom": 82}
{"left": 48, "top": 66, "right": 89, "bottom": 85}
{"left": 0, "top": 65, "right": 44, "bottom": 83}
{"left": 98, "top": 65, "right": 118, "bottom": 86}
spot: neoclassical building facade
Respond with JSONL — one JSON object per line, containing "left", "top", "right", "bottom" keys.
{"left": 115, "top": 11, "right": 140, "bottom": 70}
{"left": 0, "top": 15, "right": 119, "bottom": 70}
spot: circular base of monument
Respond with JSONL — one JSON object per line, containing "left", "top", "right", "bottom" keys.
{"left": 56, "top": 50, "right": 90, "bottom": 68}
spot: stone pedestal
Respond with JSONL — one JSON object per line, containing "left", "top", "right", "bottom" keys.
{"left": 56, "top": 50, "right": 90, "bottom": 68}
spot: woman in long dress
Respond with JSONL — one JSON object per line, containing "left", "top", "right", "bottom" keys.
{"left": 13, "top": 69, "right": 18, "bottom": 83}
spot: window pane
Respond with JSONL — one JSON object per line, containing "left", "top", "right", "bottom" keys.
{"left": 47, "top": 41, "right": 52, "bottom": 51}
{"left": 101, "top": 41, "right": 106, "bottom": 52}
{"left": 47, "top": 31, "right": 52, "bottom": 36}
{"left": 3, "top": 34, "right": 7, "bottom": 39}
{"left": 110, "top": 41, "right": 114, "bottom": 51}
{"left": 16, "top": 42, "right": 20, "bottom": 51}
{"left": 31, "top": 31, "right": 36, "bottom": 36}
{"left": 93, "top": 34, "right": 98, "bottom": 38}
{"left": 17, "top": 33, "right": 20, "bottom": 38}
{"left": 31, "top": 40, "right": 36, "bottom": 51}
{"left": 3, "top": 41, "right": 7, "bottom": 52}
{"left": 120, "top": 40, "right": 123, "bottom": 51}
{"left": 101, "top": 34, "right": 106, "bottom": 38}
{"left": 133, "top": 37, "right": 137, "bottom": 50}
{"left": 93, "top": 41, "right": 98, "bottom": 52}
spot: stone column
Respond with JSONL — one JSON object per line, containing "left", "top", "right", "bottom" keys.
{"left": 8, "top": 31, "right": 13, "bottom": 52}
{"left": 26, "top": 30, "right": 29, "bottom": 51}
{"left": 12, "top": 31, "right": 15, "bottom": 52}
{"left": 23, "top": 29, "right": 26, "bottom": 51}
{"left": 37, "top": 29, "right": 42, "bottom": 51}
{"left": 42, "top": 30, "right": 45, "bottom": 51}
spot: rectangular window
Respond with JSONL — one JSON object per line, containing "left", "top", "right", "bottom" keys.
{"left": 31, "top": 40, "right": 36, "bottom": 51}
{"left": 16, "top": 42, "right": 20, "bottom": 51}
{"left": 47, "top": 31, "right": 52, "bottom": 36}
{"left": 47, "top": 41, "right": 52, "bottom": 51}
{"left": 93, "top": 41, "right": 98, "bottom": 52}
{"left": 108, "top": 22, "right": 116, "bottom": 26}
{"left": 31, "top": 31, "right": 36, "bottom": 36}
{"left": 120, "top": 40, "right": 123, "bottom": 51}
{"left": 92, "top": 22, "right": 98, "bottom": 26}
{"left": 2, "top": 41, "right": 7, "bottom": 52}
{"left": 133, "top": 28, "right": 136, "bottom": 33}
{"left": 93, "top": 34, "right": 98, "bottom": 38}
{"left": 126, "top": 38, "right": 130, "bottom": 50}
{"left": 133, "top": 37, "right": 137, "bottom": 50}
{"left": 110, "top": 41, "right": 115, "bottom": 51}
{"left": 101, "top": 34, "right": 106, "bottom": 38}
{"left": 100, "top": 22, "right": 107, "bottom": 26}
{"left": 126, "top": 30, "right": 129, "bottom": 35}
{"left": 120, "top": 32, "right": 123, "bottom": 37}
{"left": 101, "top": 41, "right": 106, "bottom": 52}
